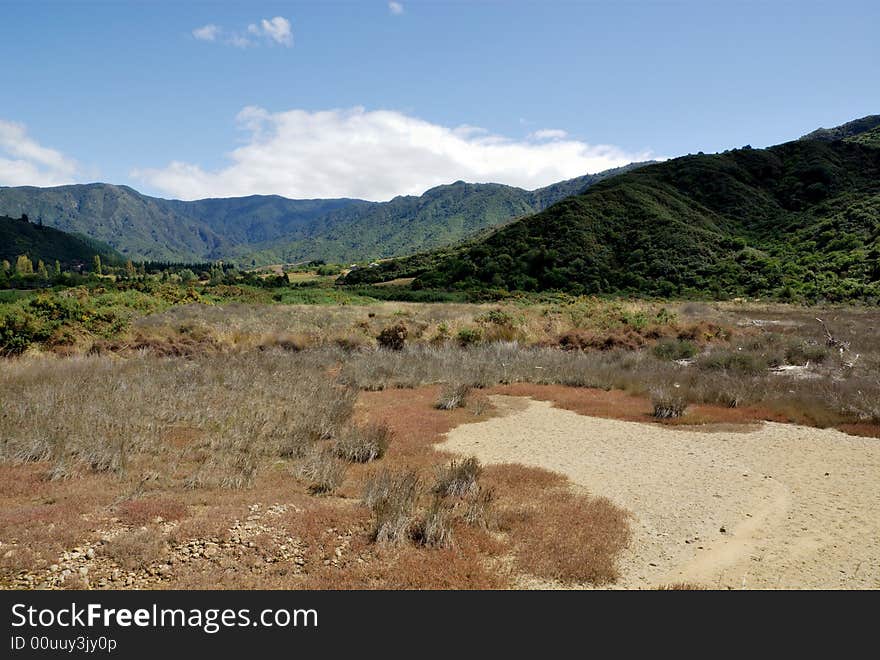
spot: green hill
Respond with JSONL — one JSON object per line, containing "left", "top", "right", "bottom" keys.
{"left": 0, "top": 164, "right": 647, "bottom": 266}
{"left": 370, "top": 117, "right": 880, "bottom": 302}
{"left": 0, "top": 214, "right": 121, "bottom": 266}
{"left": 799, "top": 114, "right": 880, "bottom": 145}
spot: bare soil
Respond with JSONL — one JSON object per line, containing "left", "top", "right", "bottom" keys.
{"left": 440, "top": 394, "right": 880, "bottom": 589}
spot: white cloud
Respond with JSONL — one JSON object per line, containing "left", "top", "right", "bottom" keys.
{"left": 192, "top": 16, "right": 292, "bottom": 48}
{"left": 134, "top": 106, "right": 656, "bottom": 201}
{"left": 192, "top": 24, "right": 220, "bottom": 42}
{"left": 389, "top": 2, "right": 404, "bottom": 15}
{"left": 257, "top": 17, "right": 292, "bottom": 46}
{"left": 530, "top": 128, "right": 568, "bottom": 140}
{"left": 0, "top": 119, "right": 81, "bottom": 187}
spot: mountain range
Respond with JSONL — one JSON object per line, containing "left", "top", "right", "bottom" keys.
{"left": 0, "top": 164, "right": 647, "bottom": 266}
{"left": 348, "top": 115, "right": 880, "bottom": 301}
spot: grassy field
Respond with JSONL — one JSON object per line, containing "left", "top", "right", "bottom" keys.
{"left": 1, "top": 283, "right": 879, "bottom": 589}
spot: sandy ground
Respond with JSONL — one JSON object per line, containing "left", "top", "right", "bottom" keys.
{"left": 439, "top": 396, "right": 880, "bottom": 589}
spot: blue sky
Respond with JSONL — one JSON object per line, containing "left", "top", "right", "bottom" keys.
{"left": 0, "top": 0, "right": 877, "bottom": 200}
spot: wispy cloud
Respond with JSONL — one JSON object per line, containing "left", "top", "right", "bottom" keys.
{"left": 192, "top": 16, "right": 293, "bottom": 48}
{"left": 530, "top": 129, "right": 568, "bottom": 141}
{"left": 0, "top": 119, "right": 82, "bottom": 187}
{"left": 134, "top": 106, "right": 657, "bottom": 201}
{"left": 389, "top": 2, "right": 404, "bottom": 15}
{"left": 192, "top": 24, "right": 220, "bottom": 42}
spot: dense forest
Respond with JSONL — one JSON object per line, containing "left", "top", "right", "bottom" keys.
{"left": 350, "top": 116, "right": 880, "bottom": 302}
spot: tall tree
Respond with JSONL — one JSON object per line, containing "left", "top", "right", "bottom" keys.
{"left": 15, "top": 254, "right": 33, "bottom": 275}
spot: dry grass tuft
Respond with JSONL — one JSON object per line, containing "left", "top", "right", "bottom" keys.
{"left": 651, "top": 387, "right": 689, "bottom": 419}
{"left": 334, "top": 422, "right": 392, "bottom": 463}
{"left": 411, "top": 498, "right": 455, "bottom": 548}
{"left": 462, "top": 486, "right": 495, "bottom": 529}
{"left": 100, "top": 527, "right": 166, "bottom": 571}
{"left": 432, "top": 457, "right": 482, "bottom": 498}
{"left": 297, "top": 446, "right": 348, "bottom": 494}
{"left": 363, "top": 468, "right": 420, "bottom": 544}
{"left": 436, "top": 382, "right": 471, "bottom": 410}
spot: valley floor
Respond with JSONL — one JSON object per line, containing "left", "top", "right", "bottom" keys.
{"left": 442, "top": 394, "right": 880, "bottom": 589}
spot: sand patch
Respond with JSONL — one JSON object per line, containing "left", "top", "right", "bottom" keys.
{"left": 439, "top": 395, "right": 880, "bottom": 589}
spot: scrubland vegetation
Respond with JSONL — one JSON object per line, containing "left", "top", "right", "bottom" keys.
{"left": 1, "top": 276, "right": 879, "bottom": 590}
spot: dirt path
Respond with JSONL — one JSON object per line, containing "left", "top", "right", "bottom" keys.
{"left": 439, "top": 395, "right": 880, "bottom": 589}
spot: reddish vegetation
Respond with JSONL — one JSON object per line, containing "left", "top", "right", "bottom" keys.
{"left": 117, "top": 498, "right": 189, "bottom": 526}
{"left": 488, "top": 383, "right": 880, "bottom": 438}
{"left": 1, "top": 383, "right": 632, "bottom": 590}
{"left": 555, "top": 321, "right": 732, "bottom": 352}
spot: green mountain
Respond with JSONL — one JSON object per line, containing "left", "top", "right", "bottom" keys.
{"left": 0, "top": 214, "right": 121, "bottom": 266}
{"left": 799, "top": 114, "right": 880, "bottom": 145}
{"left": 369, "top": 116, "right": 880, "bottom": 301}
{"left": 0, "top": 164, "right": 647, "bottom": 266}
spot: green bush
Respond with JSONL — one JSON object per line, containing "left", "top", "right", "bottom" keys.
{"left": 652, "top": 338, "right": 698, "bottom": 361}
{"left": 0, "top": 308, "right": 49, "bottom": 354}
{"left": 456, "top": 326, "right": 483, "bottom": 346}
{"left": 696, "top": 349, "right": 769, "bottom": 375}
{"left": 784, "top": 341, "right": 828, "bottom": 365}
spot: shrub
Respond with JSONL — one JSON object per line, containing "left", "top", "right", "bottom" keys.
{"left": 377, "top": 323, "right": 408, "bottom": 350}
{"left": 463, "top": 487, "right": 494, "bottom": 528}
{"left": 433, "top": 457, "right": 482, "bottom": 498}
{"left": 696, "top": 349, "right": 768, "bottom": 375}
{"left": 298, "top": 447, "right": 347, "bottom": 494}
{"left": 411, "top": 498, "right": 454, "bottom": 548}
{"left": 436, "top": 383, "right": 471, "bottom": 410}
{"left": 468, "top": 393, "right": 491, "bottom": 416}
{"left": 651, "top": 387, "right": 688, "bottom": 419}
{"left": 363, "top": 469, "right": 420, "bottom": 544}
{"left": 652, "top": 338, "right": 698, "bottom": 361}
{"left": 785, "top": 340, "right": 828, "bottom": 365}
{"left": 456, "top": 326, "right": 482, "bottom": 346}
{"left": 334, "top": 422, "right": 392, "bottom": 463}
{"left": 476, "top": 309, "right": 521, "bottom": 342}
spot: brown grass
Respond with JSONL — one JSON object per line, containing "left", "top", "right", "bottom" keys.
{"left": 481, "top": 463, "right": 631, "bottom": 585}
{"left": 100, "top": 527, "right": 166, "bottom": 571}
{"left": 504, "top": 491, "right": 631, "bottom": 584}
{"left": 117, "top": 497, "right": 188, "bottom": 525}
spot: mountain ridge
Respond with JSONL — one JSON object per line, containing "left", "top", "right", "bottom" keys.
{"left": 355, "top": 116, "right": 880, "bottom": 301}
{"left": 0, "top": 164, "right": 649, "bottom": 266}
